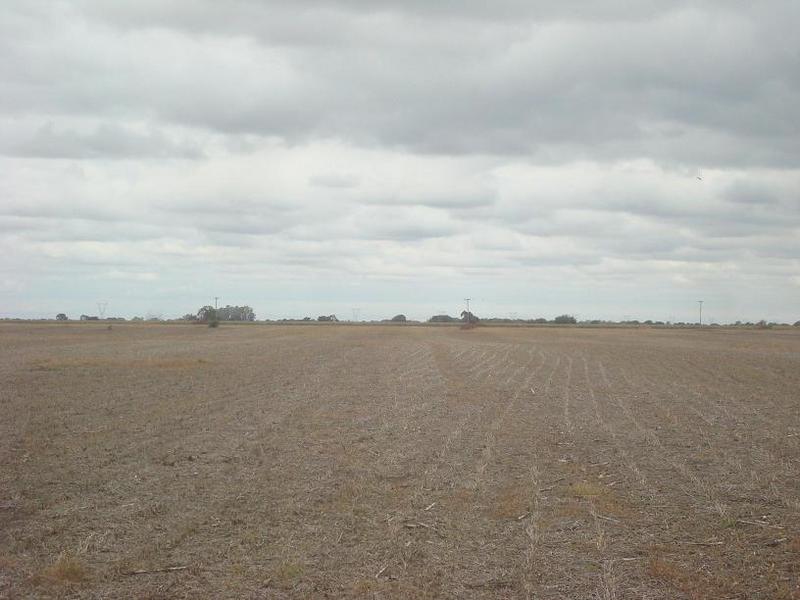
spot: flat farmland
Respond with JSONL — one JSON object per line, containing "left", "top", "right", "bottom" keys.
{"left": 1, "top": 323, "right": 799, "bottom": 599}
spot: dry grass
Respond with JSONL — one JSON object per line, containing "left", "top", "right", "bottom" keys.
{"left": 40, "top": 552, "right": 88, "bottom": 584}
{"left": 568, "top": 481, "right": 631, "bottom": 518}
{"left": 570, "top": 481, "right": 606, "bottom": 498}
{"left": 271, "top": 561, "right": 305, "bottom": 588}
{"left": 646, "top": 557, "right": 687, "bottom": 581}
{"left": 489, "top": 485, "right": 530, "bottom": 519}
{"left": 32, "top": 356, "right": 209, "bottom": 371}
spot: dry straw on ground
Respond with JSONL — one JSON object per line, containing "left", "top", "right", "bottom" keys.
{"left": 1, "top": 322, "right": 799, "bottom": 598}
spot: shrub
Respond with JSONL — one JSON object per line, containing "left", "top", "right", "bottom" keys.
{"left": 429, "top": 315, "right": 457, "bottom": 323}
{"left": 460, "top": 311, "right": 479, "bottom": 323}
{"left": 42, "top": 551, "right": 88, "bottom": 583}
{"left": 553, "top": 314, "right": 577, "bottom": 324}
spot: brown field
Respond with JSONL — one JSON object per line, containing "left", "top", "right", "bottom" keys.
{"left": 1, "top": 323, "right": 799, "bottom": 599}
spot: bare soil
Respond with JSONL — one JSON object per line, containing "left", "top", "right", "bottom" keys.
{"left": 1, "top": 323, "right": 799, "bottom": 599}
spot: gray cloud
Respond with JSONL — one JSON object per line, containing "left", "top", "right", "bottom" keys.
{"left": 723, "top": 180, "right": 781, "bottom": 206}
{"left": 2, "top": 1, "right": 797, "bottom": 167}
{"left": 1, "top": 121, "right": 202, "bottom": 159}
{"left": 309, "top": 173, "right": 360, "bottom": 188}
{"left": 366, "top": 194, "right": 494, "bottom": 210}
{"left": 1, "top": 1, "right": 798, "bottom": 322}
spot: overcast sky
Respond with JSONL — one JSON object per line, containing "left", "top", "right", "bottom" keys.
{"left": 2, "top": 1, "right": 798, "bottom": 322}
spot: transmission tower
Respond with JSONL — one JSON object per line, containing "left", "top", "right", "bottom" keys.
{"left": 97, "top": 301, "right": 108, "bottom": 319}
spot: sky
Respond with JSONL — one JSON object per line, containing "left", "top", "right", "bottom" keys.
{"left": 1, "top": 1, "right": 799, "bottom": 323}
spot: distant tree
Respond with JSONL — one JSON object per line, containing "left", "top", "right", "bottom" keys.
{"left": 794, "top": 320, "right": 800, "bottom": 327}
{"left": 532, "top": 317, "right": 548, "bottom": 324}
{"left": 131, "top": 316, "right": 143, "bottom": 322}
{"left": 317, "top": 314, "right": 338, "bottom": 322}
{"left": 429, "top": 314, "right": 457, "bottom": 323}
{"left": 460, "top": 310, "right": 479, "bottom": 323}
{"left": 390, "top": 314, "right": 407, "bottom": 322}
{"left": 182, "top": 313, "right": 198, "bottom": 321}
{"left": 215, "top": 305, "right": 256, "bottom": 321}
{"left": 56, "top": 313, "right": 68, "bottom": 321}
{"left": 197, "top": 306, "right": 217, "bottom": 322}
{"left": 553, "top": 314, "right": 577, "bottom": 324}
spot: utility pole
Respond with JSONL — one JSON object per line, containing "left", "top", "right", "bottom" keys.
{"left": 697, "top": 300, "right": 703, "bottom": 327}
{"left": 464, "top": 298, "right": 471, "bottom": 324}
{"left": 214, "top": 296, "right": 219, "bottom": 310}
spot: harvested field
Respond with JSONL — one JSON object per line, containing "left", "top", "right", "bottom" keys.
{"left": 1, "top": 323, "right": 799, "bottom": 599}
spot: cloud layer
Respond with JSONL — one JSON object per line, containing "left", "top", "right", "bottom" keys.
{"left": 1, "top": 1, "right": 798, "bottom": 321}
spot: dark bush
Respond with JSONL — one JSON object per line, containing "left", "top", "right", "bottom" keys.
{"left": 429, "top": 315, "right": 457, "bottom": 323}
{"left": 553, "top": 314, "right": 577, "bottom": 324}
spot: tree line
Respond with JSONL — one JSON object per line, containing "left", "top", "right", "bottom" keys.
{"left": 185, "top": 305, "right": 256, "bottom": 322}
{"left": 428, "top": 313, "right": 577, "bottom": 324}
{"left": 50, "top": 310, "right": 800, "bottom": 327}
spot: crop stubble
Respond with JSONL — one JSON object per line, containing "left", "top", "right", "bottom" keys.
{"left": 1, "top": 323, "right": 799, "bottom": 598}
